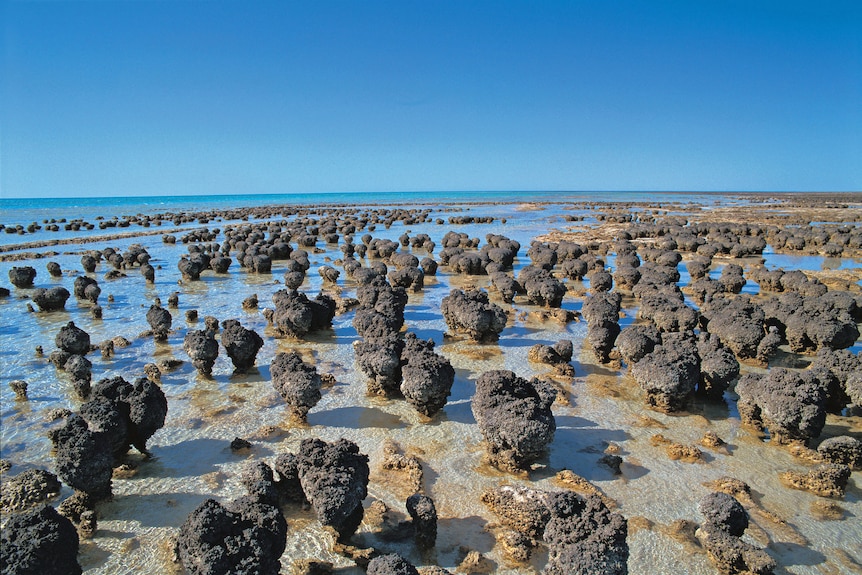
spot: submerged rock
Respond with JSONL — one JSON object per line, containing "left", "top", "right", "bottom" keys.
{"left": 779, "top": 463, "right": 851, "bottom": 498}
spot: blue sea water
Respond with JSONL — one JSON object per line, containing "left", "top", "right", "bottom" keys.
{"left": 1, "top": 191, "right": 859, "bottom": 575}
{"left": 0, "top": 190, "right": 737, "bottom": 226}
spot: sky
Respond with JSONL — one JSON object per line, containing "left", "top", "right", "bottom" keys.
{"left": 1, "top": 1, "right": 861, "bottom": 198}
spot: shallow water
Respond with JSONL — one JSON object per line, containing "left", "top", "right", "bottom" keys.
{"left": 1, "top": 194, "right": 860, "bottom": 574}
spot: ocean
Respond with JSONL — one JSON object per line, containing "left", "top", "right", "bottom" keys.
{"left": 1, "top": 191, "right": 859, "bottom": 574}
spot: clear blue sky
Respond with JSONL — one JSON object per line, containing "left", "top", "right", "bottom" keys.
{"left": 2, "top": 1, "right": 860, "bottom": 198}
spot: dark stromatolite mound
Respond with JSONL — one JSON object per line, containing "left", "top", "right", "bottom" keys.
{"left": 817, "top": 436, "right": 862, "bottom": 470}
{"left": 64, "top": 354, "right": 93, "bottom": 398}
{"left": 73, "top": 275, "right": 101, "bottom": 303}
{"left": 210, "top": 255, "right": 232, "bottom": 273}
{"left": 695, "top": 492, "right": 774, "bottom": 575}
{"left": 588, "top": 269, "right": 613, "bottom": 292}
{"left": 32, "top": 287, "right": 71, "bottom": 312}
{"left": 220, "top": 319, "right": 264, "bottom": 372}
{"left": 0, "top": 469, "right": 61, "bottom": 513}
{"left": 9, "top": 379, "right": 27, "bottom": 400}
{"left": 146, "top": 304, "right": 172, "bottom": 341}
{"left": 177, "top": 254, "right": 207, "bottom": 280}
{"left": 183, "top": 329, "right": 219, "bottom": 376}
{"left": 480, "top": 234, "right": 521, "bottom": 270}
{"left": 810, "top": 348, "right": 861, "bottom": 408}
{"left": 271, "top": 289, "right": 336, "bottom": 338}
{"left": 353, "top": 288, "right": 408, "bottom": 339}
{"left": 296, "top": 438, "right": 370, "bottom": 540}
{"left": 701, "top": 296, "right": 767, "bottom": 361}
{"left": 736, "top": 368, "right": 828, "bottom": 445}
{"left": 448, "top": 251, "right": 488, "bottom": 275}
{"left": 637, "top": 292, "right": 699, "bottom": 333}
{"left": 616, "top": 324, "right": 662, "bottom": 366}
{"left": 50, "top": 414, "right": 113, "bottom": 500}
{"left": 630, "top": 332, "right": 700, "bottom": 412}
{"left": 366, "top": 554, "right": 420, "bottom": 575}
{"left": 239, "top": 461, "right": 280, "bottom": 504}
{"left": 529, "top": 339, "right": 574, "bottom": 365}
{"left": 0, "top": 504, "right": 82, "bottom": 575}
{"left": 582, "top": 292, "right": 621, "bottom": 363}
{"left": 696, "top": 332, "right": 740, "bottom": 399}
{"left": 270, "top": 351, "right": 322, "bottom": 422}
{"left": 176, "top": 497, "right": 287, "bottom": 575}
{"left": 55, "top": 322, "right": 90, "bottom": 355}
{"left": 686, "top": 257, "right": 712, "bottom": 281}
{"left": 441, "top": 288, "right": 507, "bottom": 342}
{"left": 543, "top": 492, "right": 629, "bottom": 575}
{"left": 406, "top": 493, "right": 437, "bottom": 550}
{"left": 762, "top": 291, "right": 859, "bottom": 353}
{"left": 526, "top": 241, "right": 557, "bottom": 269}
{"left": 718, "top": 263, "right": 747, "bottom": 294}
{"left": 420, "top": 256, "right": 438, "bottom": 276}
{"left": 613, "top": 265, "right": 641, "bottom": 291}
{"left": 698, "top": 492, "right": 748, "bottom": 537}
{"left": 399, "top": 333, "right": 455, "bottom": 417}
{"left": 8, "top": 266, "right": 37, "bottom": 288}
{"left": 140, "top": 263, "right": 155, "bottom": 283}
{"left": 354, "top": 333, "right": 405, "bottom": 396}
{"left": 47, "top": 261, "right": 62, "bottom": 277}
{"left": 388, "top": 265, "right": 425, "bottom": 292}
{"left": 472, "top": 370, "right": 556, "bottom": 472}
{"left": 489, "top": 271, "right": 524, "bottom": 304}
{"left": 319, "top": 265, "right": 340, "bottom": 283}
{"left": 79, "top": 394, "right": 128, "bottom": 457}
{"left": 272, "top": 453, "right": 305, "bottom": 504}
{"left": 80, "top": 254, "right": 98, "bottom": 272}
{"left": 518, "top": 266, "right": 566, "bottom": 308}
{"left": 560, "top": 257, "right": 588, "bottom": 280}
{"left": 82, "top": 376, "right": 168, "bottom": 456}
